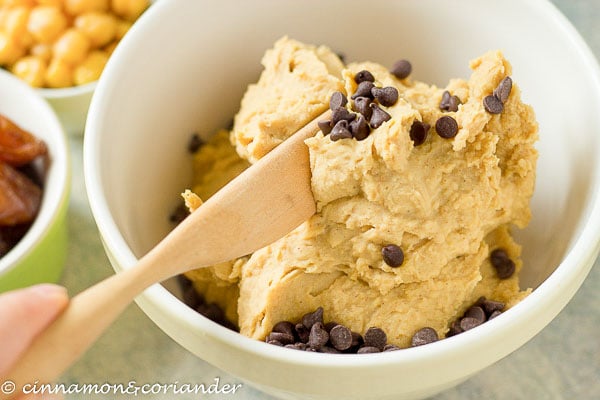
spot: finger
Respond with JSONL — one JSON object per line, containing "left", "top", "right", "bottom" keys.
{"left": 0, "top": 284, "right": 69, "bottom": 375}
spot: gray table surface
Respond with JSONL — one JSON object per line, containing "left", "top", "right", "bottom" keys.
{"left": 59, "top": 1, "right": 600, "bottom": 399}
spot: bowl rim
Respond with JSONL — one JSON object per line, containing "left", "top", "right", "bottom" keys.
{"left": 83, "top": 0, "right": 600, "bottom": 372}
{"left": 0, "top": 70, "right": 71, "bottom": 278}
{"left": 37, "top": 81, "right": 97, "bottom": 99}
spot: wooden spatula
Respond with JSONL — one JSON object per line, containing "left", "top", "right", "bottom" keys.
{"left": 3, "top": 111, "right": 329, "bottom": 395}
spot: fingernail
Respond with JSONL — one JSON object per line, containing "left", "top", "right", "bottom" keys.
{"left": 30, "top": 283, "right": 68, "bottom": 298}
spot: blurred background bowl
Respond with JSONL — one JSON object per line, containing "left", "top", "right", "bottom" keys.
{"left": 0, "top": 69, "right": 70, "bottom": 292}
{"left": 83, "top": 0, "right": 600, "bottom": 399}
{"left": 39, "top": 82, "right": 96, "bottom": 136}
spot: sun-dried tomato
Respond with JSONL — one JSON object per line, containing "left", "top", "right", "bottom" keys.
{"left": 0, "top": 162, "right": 42, "bottom": 226}
{"left": 0, "top": 115, "right": 47, "bottom": 166}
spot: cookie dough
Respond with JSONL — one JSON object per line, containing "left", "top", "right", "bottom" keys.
{"left": 184, "top": 37, "right": 538, "bottom": 347}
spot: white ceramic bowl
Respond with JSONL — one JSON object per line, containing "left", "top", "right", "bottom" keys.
{"left": 84, "top": 1, "right": 600, "bottom": 399}
{"left": 39, "top": 83, "right": 96, "bottom": 136}
{"left": 0, "top": 69, "right": 70, "bottom": 292}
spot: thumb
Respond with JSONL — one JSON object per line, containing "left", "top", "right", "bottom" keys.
{"left": 0, "top": 284, "right": 69, "bottom": 376}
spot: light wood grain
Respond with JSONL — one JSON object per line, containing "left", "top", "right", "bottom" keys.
{"left": 3, "top": 111, "right": 329, "bottom": 395}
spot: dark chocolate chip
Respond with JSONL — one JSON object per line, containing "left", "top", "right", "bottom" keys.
{"left": 439, "top": 90, "right": 461, "bottom": 112}
{"left": 330, "top": 325, "right": 353, "bottom": 351}
{"left": 330, "top": 91, "right": 348, "bottom": 110}
{"left": 308, "top": 322, "right": 330, "bottom": 349}
{"left": 435, "top": 115, "right": 459, "bottom": 138}
{"left": 483, "top": 95, "right": 504, "bottom": 114}
{"left": 464, "top": 306, "right": 486, "bottom": 324}
{"left": 409, "top": 120, "right": 430, "bottom": 146}
{"left": 267, "top": 332, "right": 295, "bottom": 345}
{"left": 169, "top": 204, "right": 189, "bottom": 225}
{"left": 479, "top": 298, "right": 505, "bottom": 316}
{"left": 494, "top": 76, "right": 512, "bottom": 104}
{"left": 371, "top": 86, "right": 399, "bottom": 107}
{"left": 446, "top": 320, "right": 463, "bottom": 337}
{"left": 381, "top": 244, "right": 404, "bottom": 267}
{"left": 352, "top": 96, "right": 373, "bottom": 120}
{"left": 318, "top": 119, "right": 333, "bottom": 135}
{"left": 351, "top": 81, "right": 375, "bottom": 99}
{"left": 187, "top": 133, "right": 204, "bottom": 153}
{"left": 350, "top": 331, "right": 364, "bottom": 348}
{"left": 183, "top": 285, "right": 202, "bottom": 309}
{"left": 490, "top": 248, "right": 516, "bottom": 279}
{"left": 305, "top": 347, "right": 318, "bottom": 352}
{"left": 459, "top": 317, "right": 482, "bottom": 331}
{"left": 489, "top": 310, "right": 502, "bottom": 320}
{"left": 267, "top": 340, "right": 284, "bottom": 346}
{"left": 302, "top": 307, "right": 324, "bottom": 329}
{"left": 349, "top": 114, "right": 371, "bottom": 141}
{"left": 331, "top": 107, "right": 356, "bottom": 124}
{"left": 295, "top": 323, "right": 310, "bottom": 343}
{"left": 357, "top": 346, "right": 382, "bottom": 354}
{"left": 319, "top": 346, "right": 342, "bottom": 354}
{"left": 411, "top": 327, "right": 439, "bottom": 347}
{"left": 330, "top": 120, "right": 353, "bottom": 141}
{"left": 390, "top": 59, "right": 412, "bottom": 80}
{"left": 285, "top": 342, "right": 308, "bottom": 351}
{"left": 383, "top": 344, "right": 401, "bottom": 352}
{"left": 354, "top": 70, "right": 375, "bottom": 84}
{"left": 364, "top": 327, "right": 387, "bottom": 350}
{"left": 369, "top": 103, "right": 392, "bottom": 129}
{"left": 324, "top": 321, "right": 339, "bottom": 333}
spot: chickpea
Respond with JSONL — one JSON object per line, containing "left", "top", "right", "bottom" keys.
{"left": 73, "top": 49, "right": 107, "bottom": 84}
{"left": 111, "top": 0, "right": 148, "bottom": 22}
{"left": 64, "top": 0, "right": 108, "bottom": 16}
{"left": 74, "top": 12, "right": 116, "bottom": 48}
{"left": 3, "top": 6, "right": 29, "bottom": 38}
{"left": 102, "top": 39, "right": 116, "bottom": 55}
{"left": 0, "top": 32, "right": 25, "bottom": 65}
{"left": 11, "top": 55, "right": 46, "bottom": 87}
{"left": 45, "top": 56, "right": 73, "bottom": 87}
{"left": 35, "top": 0, "right": 64, "bottom": 7}
{"left": 53, "top": 28, "right": 90, "bottom": 64}
{"left": 27, "top": 6, "right": 68, "bottom": 44}
{"left": 30, "top": 42, "right": 52, "bottom": 61}
{"left": 1, "top": 0, "right": 35, "bottom": 7}
{"left": 113, "top": 17, "right": 130, "bottom": 40}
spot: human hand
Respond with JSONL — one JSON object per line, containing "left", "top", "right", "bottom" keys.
{"left": 0, "top": 284, "right": 69, "bottom": 400}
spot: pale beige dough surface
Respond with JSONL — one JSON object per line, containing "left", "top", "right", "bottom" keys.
{"left": 185, "top": 37, "right": 538, "bottom": 347}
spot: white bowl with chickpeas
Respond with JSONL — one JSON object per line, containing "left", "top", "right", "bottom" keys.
{"left": 0, "top": 0, "right": 150, "bottom": 134}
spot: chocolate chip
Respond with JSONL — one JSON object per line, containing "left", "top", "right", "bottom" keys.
{"left": 459, "top": 317, "right": 482, "bottom": 331}
{"left": 369, "top": 103, "right": 392, "bottom": 129}
{"left": 331, "top": 107, "right": 356, "bottom": 124}
{"left": 364, "top": 327, "right": 387, "bottom": 350}
{"left": 349, "top": 114, "right": 371, "bottom": 141}
{"left": 330, "top": 91, "right": 348, "bottom": 110}
{"left": 169, "top": 203, "right": 189, "bottom": 225}
{"left": 196, "top": 303, "right": 225, "bottom": 322}
{"left": 435, "top": 115, "right": 458, "bottom": 139}
{"left": 272, "top": 321, "right": 295, "bottom": 337}
{"left": 464, "top": 306, "right": 486, "bottom": 324}
{"left": 285, "top": 342, "right": 308, "bottom": 351}
{"left": 390, "top": 59, "right": 412, "bottom": 80}
{"left": 371, "top": 86, "right": 399, "bottom": 107}
{"left": 439, "top": 90, "right": 461, "bottom": 112}
{"left": 489, "top": 310, "right": 502, "bottom": 320}
{"left": 350, "top": 331, "right": 364, "bottom": 349}
{"left": 324, "top": 321, "right": 339, "bottom": 333}
{"left": 409, "top": 120, "right": 430, "bottom": 146}
{"left": 490, "top": 248, "right": 516, "bottom": 279}
{"left": 329, "top": 325, "right": 353, "bottom": 351}
{"left": 295, "top": 323, "right": 310, "bottom": 343}
{"left": 267, "top": 332, "right": 295, "bottom": 345}
{"left": 267, "top": 340, "right": 283, "bottom": 346}
{"left": 494, "top": 76, "right": 512, "bottom": 103}
{"left": 383, "top": 344, "right": 401, "bottom": 352}
{"left": 318, "top": 120, "right": 333, "bottom": 135}
{"left": 479, "top": 298, "right": 505, "bottom": 316}
{"left": 446, "top": 320, "right": 463, "bottom": 337}
{"left": 381, "top": 244, "right": 404, "bottom": 267}
{"left": 351, "top": 96, "right": 373, "bottom": 120}
{"left": 351, "top": 81, "right": 375, "bottom": 99}
{"left": 302, "top": 307, "right": 324, "bottom": 329}
{"left": 187, "top": 133, "right": 204, "bottom": 153}
{"left": 354, "top": 70, "right": 375, "bottom": 84}
{"left": 319, "top": 346, "right": 342, "bottom": 354}
{"left": 308, "top": 322, "right": 330, "bottom": 349}
{"left": 330, "top": 120, "right": 353, "bottom": 141}
{"left": 183, "top": 285, "right": 202, "bottom": 309}
{"left": 357, "top": 346, "right": 381, "bottom": 354}
{"left": 483, "top": 95, "right": 504, "bottom": 114}
{"left": 411, "top": 327, "right": 439, "bottom": 347}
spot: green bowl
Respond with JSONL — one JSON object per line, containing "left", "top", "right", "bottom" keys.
{"left": 0, "top": 69, "right": 70, "bottom": 293}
